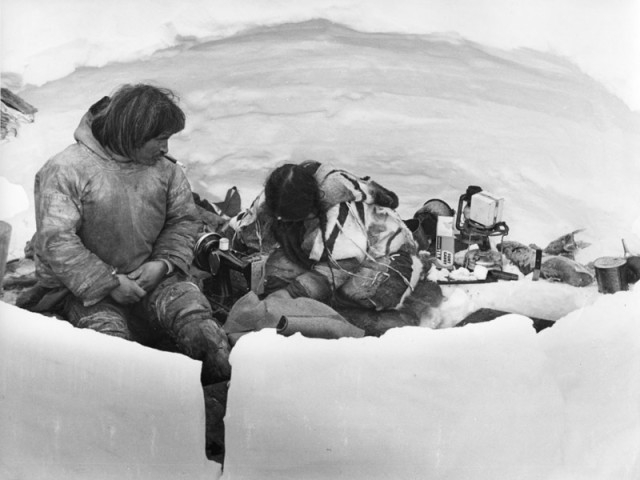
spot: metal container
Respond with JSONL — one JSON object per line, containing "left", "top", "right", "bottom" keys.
{"left": 593, "top": 256, "right": 628, "bottom": 294}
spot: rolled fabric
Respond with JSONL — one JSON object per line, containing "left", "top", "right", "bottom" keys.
{"left": 224, "top": 291, "right": 364, "bottom": 344}
{"left": 277, "top": 315, "right": 364, "bottom": 339}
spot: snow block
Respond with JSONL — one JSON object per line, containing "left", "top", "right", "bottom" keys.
{"left": 539, "top": 286, "right": 640, "bottom": 480}
{"left": 224, "top": 317, "right": 565, "bottom": 480}
{"left": 0, "top": 302, "right": 218, "bottom": 480}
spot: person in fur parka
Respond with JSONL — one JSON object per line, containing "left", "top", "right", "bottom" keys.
{"left": 231, "top": 161, "right": 442, "bottom": 335}
{"left": 23, "top": 84, "right": 231, "bottom": 388}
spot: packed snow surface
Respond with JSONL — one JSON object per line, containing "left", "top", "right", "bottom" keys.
{"left": 0, "top": 303, "right": 219, "bottom": 480}
{"left": 225, "top": 282, "right": 640, "bottom": 480}
{"left": 2, "top": 286, "right": 639, "bottom": 480}
{"left": 224, "top": 286, "right": 640, "bottom": 480}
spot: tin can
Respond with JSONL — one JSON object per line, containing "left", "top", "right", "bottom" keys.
{"left": 593, "top": 257, "right": 628, "bottom": 294}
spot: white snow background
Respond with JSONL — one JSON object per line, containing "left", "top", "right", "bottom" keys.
{"left": 1, "top": 1, "right": 639, "bottom": 479}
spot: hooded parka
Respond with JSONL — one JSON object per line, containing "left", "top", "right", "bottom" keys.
{"left": 34, "top": 112, "right": 199, "bottom": 306}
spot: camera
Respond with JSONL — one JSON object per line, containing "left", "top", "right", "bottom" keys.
{"left": 194, "top": 232, "right": 251, "bottom": 309}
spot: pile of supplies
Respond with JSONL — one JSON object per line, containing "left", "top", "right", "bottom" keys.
{"left": 408, "top": 185, "right": 636, "bottom": 290}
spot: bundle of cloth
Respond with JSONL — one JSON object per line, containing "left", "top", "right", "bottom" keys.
{"left": 499, "top": 230, "right": 640, "bottom": 287}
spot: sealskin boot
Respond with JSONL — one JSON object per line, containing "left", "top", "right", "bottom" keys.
{"left": 203, "top": 381, "right": 228, "bottom": 464}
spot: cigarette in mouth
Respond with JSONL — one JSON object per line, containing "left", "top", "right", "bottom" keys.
{"left": 164, "top": 154, "right": 186, "bottom": 169}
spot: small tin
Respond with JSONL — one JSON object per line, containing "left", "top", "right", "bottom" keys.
{"left": 593, "top": 257, "right": 628, "bottom": 294}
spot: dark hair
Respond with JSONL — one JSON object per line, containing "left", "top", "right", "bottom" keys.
{"left": 264, "top": 161, "right": 324, "bottom": 268}
{"left": 91, "top": 84, "right": 185, "bottom": 159}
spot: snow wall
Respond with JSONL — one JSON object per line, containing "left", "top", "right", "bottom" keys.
{"left": 1, "top": 287, "right": 640, "bottom": 480}
{"left": 4, "top": 20, "right": 640, "bottom": 261}
{"left": 224, "top": 286, "right": 640, "bottom": 480}
{"left": 0, "top": 302, "right": 219, "bottom": 480}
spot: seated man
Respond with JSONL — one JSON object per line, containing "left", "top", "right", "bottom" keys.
{"left": 20, "top": 84, "right": 230, "bottom": 456}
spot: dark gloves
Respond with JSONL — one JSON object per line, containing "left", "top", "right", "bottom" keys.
{"left": 626, "top": 256, "right": 640, "bottom": 284}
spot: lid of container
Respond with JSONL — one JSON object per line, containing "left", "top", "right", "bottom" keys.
{"left": 593, "top": 256, "right": 627, "bottom": 269}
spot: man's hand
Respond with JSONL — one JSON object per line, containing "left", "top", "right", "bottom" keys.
{"left": 127, "top": 260, "right": 169, "bottom": 292}
{"left": 109, "top": 274, "right": 147, "bottom": 304}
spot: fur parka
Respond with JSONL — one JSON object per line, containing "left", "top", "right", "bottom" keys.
{"left": 33, "top": 111, "right": 201, "bottom": 306}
